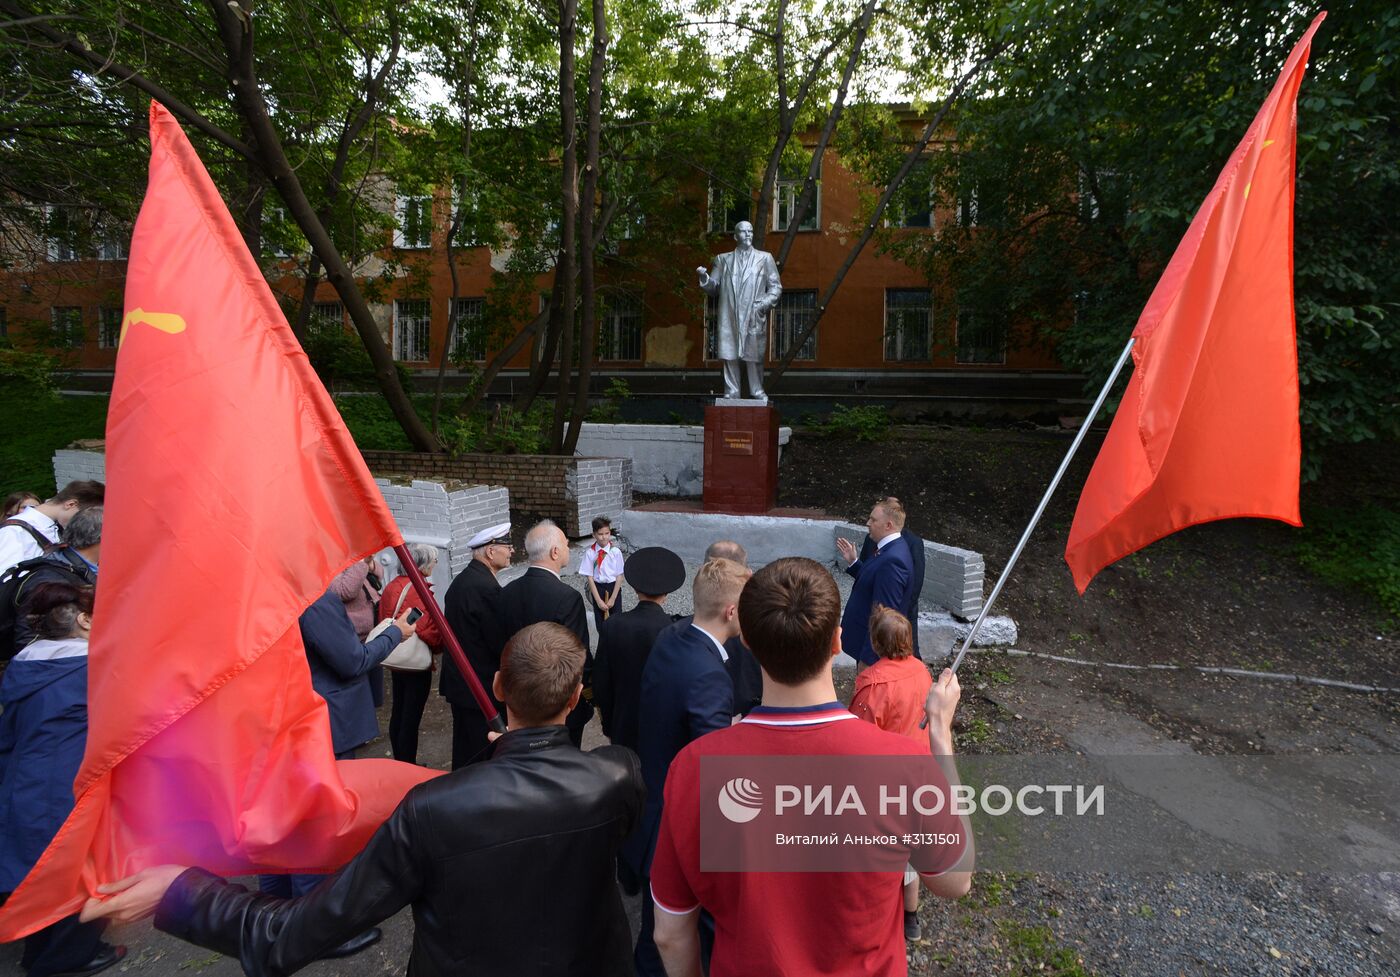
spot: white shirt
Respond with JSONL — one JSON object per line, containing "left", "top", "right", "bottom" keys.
{"left": 0, "top": 506, "right": 59, "bottom": 577}
{"left": 691, "top": 623, "right": 730, "bottom": 663}
{"left": 579, "top": 543, "right": 625, "bottom": 584}
{"left": 875, "top": 530, "right": 901, "bottom": 551}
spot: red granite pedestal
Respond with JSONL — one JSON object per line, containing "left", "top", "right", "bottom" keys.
{"left": 703, "top": 403, "right": 779, "bottom": 514}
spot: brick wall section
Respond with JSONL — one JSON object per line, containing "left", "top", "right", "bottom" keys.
{"left": 360, "top": 450, "right": 632, "bottom": 538}
{"left": 52, "top": 448, "right": 107, "bottom": 487}
{"left": 374, "top": 477, "right": 510, "bottom": 578}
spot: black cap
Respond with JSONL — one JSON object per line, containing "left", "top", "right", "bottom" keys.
{"left": 624, "top": 547, "right": 686, "bottom": 597}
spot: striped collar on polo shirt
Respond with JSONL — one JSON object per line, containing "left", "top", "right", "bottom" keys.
{"left": 740, "top": 702, "right": 856, "bottom": 726}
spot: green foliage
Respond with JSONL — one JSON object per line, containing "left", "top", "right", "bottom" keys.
{"left": 586, "top": 376, "right": 632, "bottom": 424}
{"left": 0, "top": 348, "right": 60, "bottom": 393}
{"left": 996, "top": 922, "right": 1092, "bottom": 977}
{"left": 333, "top": 395, "right": 414, "bottom": 452}
{"left": 1296, "top": 505, "right": 1400, "bottom": 619}
{"left": 303, "top": 327, "right": 412, "bottom": 393}
{"left": 442, "top": 403, "right": 550, "bottom": 455}
{"left": 814, "top": 404, "right": 892, "bottom": 442}
{"left": 0, "top": 381, "right": 109, "bottom": 498}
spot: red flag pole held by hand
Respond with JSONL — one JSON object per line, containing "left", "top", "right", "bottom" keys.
{"left": 394, "top": 544, "right": 506, "bottom": 734}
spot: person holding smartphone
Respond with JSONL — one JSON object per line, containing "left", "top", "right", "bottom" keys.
{"left": 378, "top": 543, "right": 444, "bottom": 765}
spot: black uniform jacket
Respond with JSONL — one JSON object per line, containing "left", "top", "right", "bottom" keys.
{"left": 440, "top": 558, "right": 505, "bottom": 711}
{"left": 154, "top": 727, "right": 644, "bottom": 977}
{"left": 593, "top": 600, "right": 677, "bottom": 750}
{"left": 499, "top": 566, "right": 594, "bottom": 730}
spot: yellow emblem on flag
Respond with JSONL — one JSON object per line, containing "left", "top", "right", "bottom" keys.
{"left": 118, "top": 308, "right": 187, "bottom": 347}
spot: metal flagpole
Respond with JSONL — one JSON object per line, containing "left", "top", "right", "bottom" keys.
{"left": 949, "top": 336, "right": 1138, "bottom": 675}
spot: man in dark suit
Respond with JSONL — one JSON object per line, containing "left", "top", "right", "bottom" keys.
{"left": 593, "top": 547, "right": 685, "bottom": 752}
{"left": 836, "top": 497, "right": 915, "bottom": 668}
{"left": 441, "top": 521, "right": 512, "bottom": 769}
{"left": 854, "top": 504, "right": 926, "bottom": 659}
{"left": 498, "top": 520, "right": 593, "bottom": 746}
{"left": 625, "top": 557, "right": 749, "bottom": 977}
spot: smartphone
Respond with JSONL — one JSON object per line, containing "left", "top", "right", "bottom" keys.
{"left": 405, "top": 608, "right": 424, "bottom": 625}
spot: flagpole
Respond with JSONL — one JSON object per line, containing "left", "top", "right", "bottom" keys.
{"left": 949, "top": 336, "right": 1137, "bottom": 675}
{"left": 394, "top": 543, "right": 508, "bottom": 734}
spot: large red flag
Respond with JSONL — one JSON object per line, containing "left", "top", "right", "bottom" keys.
{"left": 1064, "top": 13, "right": 1325, "bottom": 594}
{"left": 0, "top": 104, "right": 441, "bottom": 939}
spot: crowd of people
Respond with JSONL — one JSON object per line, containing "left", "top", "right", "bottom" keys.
{"left": 0, "top": 486, "right": 970, "bottom": 977}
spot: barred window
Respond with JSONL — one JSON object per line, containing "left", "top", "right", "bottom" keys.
{"left": 98, "top": 307, "right": 122, "bottom": 349}
{"left": 310, "top": 301, "right": 344, "bottom": 335}
{"left": 51, "top": 306, "right": 84, "bottom": 348}
{"left": 884, "top": 289, "right": 931, "bottom": 361}
{"left": 770, "top": 290, "right": 817, "bottom": 362}
{"left": 773, "top": 161, "right": 820, "bottom": 232}
{"left": 598, "top": 292, "right": 643, "bottom": 361}
{"left": 703, "top": 294, "right": 719, "bottom": 360}
{"left": 451, "top": 297, "right": 487, "bottom": 361}
{"left": 955, "top": 306, "right": 1007, "bottom": 365}
{"left": 394, "top": 299, "right": 432, "bottom": 362}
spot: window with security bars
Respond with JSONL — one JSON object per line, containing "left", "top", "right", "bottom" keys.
{"left": 394, "top": 299, "right": 432, "bottom": 361}
{"left": 598, "top": 293, "right": 643, "bottom": 361}
{"left": 310, "top": 302, "right": 344, "bottom": 335}
{"left": 770, "top": 290, "right": 817, "bottom": 362}
{"left": 51, "top": 306, "right": 84, "bottom": 348}
{"left": 394, "top": 194, "right": 433, "bottom": 249}
{"left": 99, "top": 307, "right": 122, "bottom": 349}
{"left": 884, "top": 289, "right": 932, "bottom": 361}
{"left": 955, "top": 307, "right": 1007, "bottom": 364}
{"left": 703, "top": 295, "right": 720, "bottom": 360}
{"left": 451, "top": 297, "right": 487, "bottom": 361}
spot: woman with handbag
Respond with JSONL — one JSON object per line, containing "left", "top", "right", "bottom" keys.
{"left": 376, "top": 543, "right": 442, "bottom": 765}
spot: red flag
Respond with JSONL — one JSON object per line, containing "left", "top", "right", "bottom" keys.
{"left": 1064, "top": 13, "right": 1325, "bottom": 594}
{"left": 0, "top": 104, "right": 441, "bottom": 939}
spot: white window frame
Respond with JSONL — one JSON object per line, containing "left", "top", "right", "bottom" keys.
{"left": 707, "top": 182, "right": 750, "bottom": 235}
{"left": 310, "top": 301, "right": 345, "bottom": 335}
{"left": 883, "top": 289, "right": 932, "bottom": 362}
{"left": 703, "top": 294, "right": 720, "bottom": 361}
{"left": 887, "top": 158, "right": 934, "bottom": 229}
{"left": 51, "top": 306, "right": 84, "bottom": 348}
{"left": 772, "top": 166, "right": 820, "bottom": 233}
{"left": 393, "top": 299, "right": 432, "bottom": 362}
{"left": 394, "top": 193, "right": 433, "bottom": 249}
{"left": 45, "top": 205, "right": 80, "bottom": 262}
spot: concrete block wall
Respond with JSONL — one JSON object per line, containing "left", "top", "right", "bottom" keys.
{"left": 373, "top": 477, "right": 510, "bottom": 578}
{"left": 573, "top": 422, "right": 792, "bottom": 496}
{"left": 361, "top": 450, "right": 632, "bottom": 538}
{"left": 568, "top": 458, "right": 633, "bottom": 537}
{"left": 52, "top": 448, "right": 107, "bottom": 486}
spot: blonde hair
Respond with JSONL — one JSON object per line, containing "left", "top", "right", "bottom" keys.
{"left": 692, "top": 558, "right": 752, "bottom": 618}
{"left": 875, "top": 496, "right": 906, "bottom": 531}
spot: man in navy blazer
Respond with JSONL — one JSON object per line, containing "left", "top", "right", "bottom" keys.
{"left": 837, "top": 497, "right": 916, "bottom": 667}
{"left": 625, "top": 557, "right": 750, "bottom": 977}
{"left": 855, "top": 515, "right": 926, "bottom": 659}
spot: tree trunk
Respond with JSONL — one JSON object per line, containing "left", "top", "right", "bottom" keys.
{"left": 548, "top": 0, "right": 580, "bottom": 453}
{"left": 564, "top": 0, "right": 607, "bottom": 455}
{"left": 208, "top": 0, "right": 439, "bottom": 451}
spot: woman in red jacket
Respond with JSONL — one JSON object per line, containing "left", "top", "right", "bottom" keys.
{"left": 378, "top": 543, "right": 443, "bottom": 764}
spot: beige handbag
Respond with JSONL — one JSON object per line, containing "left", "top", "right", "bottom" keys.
{"left": 369, "top": 583, "right": 432, "bottom": 671}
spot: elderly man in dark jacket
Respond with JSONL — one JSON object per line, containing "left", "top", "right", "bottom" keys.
{"left": 80, "top": 623, "right": 646, "bottom": 977}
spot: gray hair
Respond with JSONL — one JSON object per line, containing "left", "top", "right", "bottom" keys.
{"left": 62, "top": 505, "right": 103, "bottom": 550}
{"left": 704, "top": 539, "right": 747, "bottom": 566}
{"left": 405, "top": 542, "right": 439, "bottom": 573}
{"left": 524, "top": 520, "right": 561, "bottom": 563}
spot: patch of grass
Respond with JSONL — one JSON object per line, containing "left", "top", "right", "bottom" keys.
{"left": 812, "top": 404, "right": 892, "bottom": 442}
{"left": 997, "top": 922, "right": 1092, "bottom": 977}
{"left": 0, "top": 380, "right": 109, "bottom": 498}
{"left": 1296, "top": 505, "right": 1400, "bottom": 620}
{"left": 987, "top": 667, "right": 1015, "bottom": 686}
{"left": 960, "top": 716, "right": 993, "bottom": 746}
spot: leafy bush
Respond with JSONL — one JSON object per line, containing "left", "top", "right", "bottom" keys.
{"left": 440, "top": 402, "right": 550, "bottom": 455}
{"left": 0, "top": 348, "right": 60, "bottom": 393}
{"left": 333, "top": 395, "right": 413, "bottom": 451}
{"left": 587, "top": 376, "right": 631, "bottom": 424}
{"left": 1296, "top": 505, "right": 1400, "bottom": 619}
{"left": 815, "top": 404, "right": 892, "bottom": 442}
{"left": 0, "top": 380, "right": 108, "bottom": 497}
{"left": 303, "top": 327, "right": 412, "bottom": 392}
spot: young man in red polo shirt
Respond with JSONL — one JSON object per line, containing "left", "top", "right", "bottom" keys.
{"left": 650, "top": 557, "right": 973, "bottom": 977}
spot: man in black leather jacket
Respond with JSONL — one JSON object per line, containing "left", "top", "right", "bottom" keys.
{"left": 79, "top": 623, "right": 644, "bottom": 977}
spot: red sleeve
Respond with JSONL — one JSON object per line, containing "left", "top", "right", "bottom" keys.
{"left": 650, "top": 754, "right": 701, "bottom": 915}
{"left": 413, "top": 586, "right": 443, "bottom": 647}
{"left": 849, "top": 680, "right": 877, "bottom": 726}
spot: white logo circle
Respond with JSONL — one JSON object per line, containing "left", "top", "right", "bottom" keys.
{"left": 717, "top": 777, "right": 764, "bottom": 823}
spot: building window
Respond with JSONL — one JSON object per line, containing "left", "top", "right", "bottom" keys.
{"left": 393, "top": 299, "right": 431, "bottom": 361}
{"left": 888, "top": 158, "right": 933, "bottom": 228}
{"left": 703, "top": 295, "right": 720, "bottom": 360}
{"left": 957, "top": 170, "right": 1005, "bottom": 228}
{"left": 770, "top": 290, "right": 817, "bottom": 362}
{"left": 773, "top": 162, "right": 820, "bottom": 232}
{"left": 310, "top": 301, "right": 344, "bottom": 335}
{"left": 1078, "top": 167, "right": 1127, "bottom": 224}
{"left": 394, "top": 194, "right": 433, "bottom": 249}
{"left": 96, "top": 225, "right": 128, "bottom": 261}
{"left": 51, "top": 306, "right": 84, "bottom": 348}
{"left": 884, "top": 289, "right": 932, "bottom": 361}
{"left": 707, "top": 183, "right": 751, "bottom": 235}
{"left": 98, "top": 307, "right": 122, "bottom": 349}
{"left": 598, "top": 292, "right": 642, "bottom": 361}
{"left": 0, "top": 307, "right": 8, "bottom": 341}
{"left": 955, "top": 306, "right": 1007, "bottom": 364}
{"left": 45, "top": 206, "right": 80, "bottom": 262}
{"left": 451, "top": 297, "right": 487, "bottom": 361}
